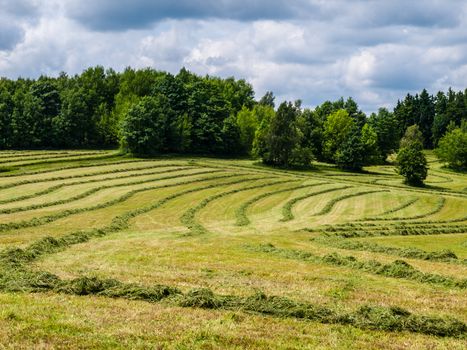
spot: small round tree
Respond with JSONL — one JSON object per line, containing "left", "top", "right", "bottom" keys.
{"left": 397, "top": 126, "right": 428, "bottom": 186}
{"left": 435, "top": 121, "right": 467, "bottom": 170}
{"left": 397, "top": 146, "right": 428, "bottom": 186}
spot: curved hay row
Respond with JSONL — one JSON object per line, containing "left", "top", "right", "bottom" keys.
{"left": 0, "top": 158, "right": 152, "bottom": 179}
{"left": 0, "top": 151, "right": 108, "bottom": 165}
{"left": 363, "top": 197, "right": 446, "bottom": 222}
{"left": 0, "top": 151, "right": 124, "bottom": 173}
{"left": 313, "top": 237, "right": 467, "bottom": 266}
{"left": 219, "top": 162, "right": 467, "bottom": 199}
{"left": 0, "top": 161, "right": 197, "bottom": 190}
{"left": 0, "top": 164, "right": 203, "bottom": 206}
{"left": 234, "top": 182, "right": 327, "bottom": 226}
{"left": 366, "top": 197, "right": 420, "bottom": 218}
{"left": 326, "top": 226, "right": 467, "bottom": 238}
{"left": 0, "top": 150, "right": 96, "bottom": 160}
{"left": 313, "top": 190, "right": 390, "bottom": 216}
{"left": 181, "top": 178, "right": 291, "bottom": 235}
{"left": 252, "top": 244, "right": 467, "bottom": 290}
{"left": 281, "top": 185, "right": 352, "bottom": 222}
{"left": 320, "top": 223, "right": 467, "bottom": 234}
{"left": 0, "top": 172, "right": 261, "bottom": 233}
{"left": 0, "top": 167, "right": 220, "bottom": 215}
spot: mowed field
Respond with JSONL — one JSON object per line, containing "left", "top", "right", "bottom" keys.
{"left": 0, "top": 150, "right": 466, "bottom": 349}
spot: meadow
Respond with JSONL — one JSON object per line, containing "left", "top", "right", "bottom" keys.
{"left": 0, "top": 150, "right": 465, "bottom": 349}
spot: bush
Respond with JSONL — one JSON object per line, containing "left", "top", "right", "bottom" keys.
{"left": 121, "top": 94, "right": 173, "bottom": 155}
{"left": 397, "top": 145, "right": 428, "bottom": 186}
{"left": 435, "top": 121, "right": 467, "bottom": 170}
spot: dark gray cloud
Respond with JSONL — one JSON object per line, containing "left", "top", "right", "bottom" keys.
{"left": 0, "top": 0, "right": 40, "bottom": 50}
{"left": 0, "top": 24, "right": 23, "bottom": 50}
{"left": 1, "top": 0, "right": 467, "bottom": 113}
{"left": 346, "top": 0, "right": 463, "bottom": 29}
{"left": 65, "top": 0, "right": 315, "bottom": 31}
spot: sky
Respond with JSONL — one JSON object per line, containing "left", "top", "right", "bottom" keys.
{"left": 1, "top": 0, "right": 467, "bottom": 114}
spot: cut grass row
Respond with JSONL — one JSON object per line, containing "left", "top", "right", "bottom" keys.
{"left": 0, "top": 150, "right": 99, "bottom": 160}
{"left": 0, "top": 161, "right": 198, "bottom": 190}
{"left": 319, "top": 222, "right": 467, "bottom": 233}
{"left": 319, "top": 226, "right": 467, "bottom": 238}
{"left": 281, "top": 185, "right": 352, "bottom": 222}
{"left": 234, "top": 182, "right": 329, "bottom": 226}
{"left": 313, "top": 189, "right": 390, "bottom": 216}
{"left": 312, "top": 237, "right": 466, "bottom": 265}
{"left": 0, "top": 166, "right": 202, "bottom": 211}
{"left": 230, "top": 163, "right": 467, "bottom": 198}
{"left": 0, "top": 271, "right": 464, "bottom": 338}
{"left": 0, "top": 151, "right": 123, "bottom": 169}
{"left": 0, "top": 171, "right": 259, "bottom": 233}
{"left": 370, "top": 197, "right": 420, "bottom": 217}
{"left": 181, "top": 179, "right": 296, "bottom": 234}
{"left": 363, "top": 197, "right": 447, "bottom": 221}
{"left": 0, "top": 151, "right": 108, "bottom": 165}
{"left": 251, "top": 244, "right": 467, "bottom": 289}
{"left": 0, "top": 158, "right": 149, "bottom": 178}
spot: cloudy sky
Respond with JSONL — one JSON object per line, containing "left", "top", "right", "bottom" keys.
{"left": 1, "top": 0, "right": 467, "bottom": 113}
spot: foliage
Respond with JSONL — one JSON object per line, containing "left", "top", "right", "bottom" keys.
{"left": 121, "top": 95, "right": 173, "bottom": 155}
{"left": 254, "top": 101, "right": 313, "bottom": 167}
{"left": 399, "top": 124, "right": 424, "bottom": 149}
{"left": 435, "top": 121, "right": 467, "bottom": 170}
{"left": 323, "top": 109, "right": 355, "bottom": 162}
{"left": 396, "top": 125, "right": 428, "bottom": 186}
{"left": 368, "top": 108, "right": 398, "bottom": 160}
{"left": 0, "top": 67, "right": 466, "bottom": 171}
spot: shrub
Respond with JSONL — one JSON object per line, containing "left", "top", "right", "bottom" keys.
{"left": 435, "top": 121, "right": 467, "bottom": 170}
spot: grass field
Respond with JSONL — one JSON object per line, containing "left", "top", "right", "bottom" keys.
{"left": 0, "top": 150, "right": 466, "bottom": 349}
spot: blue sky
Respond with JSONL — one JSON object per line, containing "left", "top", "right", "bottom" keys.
{"left": 1, "top": 0, "right": 467, "bottom": 113}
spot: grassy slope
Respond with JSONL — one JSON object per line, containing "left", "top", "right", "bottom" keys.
{"left": 0, "top": 150, "right": 466, "bottom": 349}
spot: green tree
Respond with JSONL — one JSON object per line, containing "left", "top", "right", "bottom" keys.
{"left": 368, "top": 108, "right": 398, "bottom": 160}
{"left": 254, "top": 101, "right": 312, "bottom": 167}
{"left": 397, "top": 126, "right": 428, "bottom": 186}
{"left": 435, "top": 121, "right": 467, "bottom": 170}
{"left": 323, "top": 109, "right": 355, "bottom": 162}
{"left": 259, "top": 91, "right": 275, "bottom": 108}
{"left": 417, "top": 89, "right": 435, "bottom": 148}
{"left": 360, "top": 123, "right": 380, "bottom": 164}
{"left": 266, "top": 101, "right": 301, "bottom": 166}
{"left": 298, "top": 108, "right": 324, "bottom": 161}
{"left": 399, "top": 124, "right": 424, "bottom": 149}
{"left": 336, "top": 128, "right": 366, "bottom": 171}
{"left": 0, "top": 82, "right": 14, "bottom": 149}
{"left": 121, "top": 95, "right": 173, "bottom": 155}
{"left": 221, "top": 116, "right": 242, "bottom": 155}
{"left": 236, "top": 106, "right": 258, "bottom": 155}
{"left": 53, "top": 88, "right": 89, "bottom": 147}
{"left": 432, "top": 91, "right": 448, "bottom": 147}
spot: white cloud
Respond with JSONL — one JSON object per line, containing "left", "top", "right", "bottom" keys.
{"left": 0, "top": 0, "right": 466, "bottom": 113}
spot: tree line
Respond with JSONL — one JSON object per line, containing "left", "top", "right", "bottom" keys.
{"left": 0, "top": 66, "right": 465, "bottom": 175}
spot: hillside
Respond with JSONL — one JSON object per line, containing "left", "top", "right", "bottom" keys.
{"left": 0, "top": 150, "right": 466, "bottom": 349}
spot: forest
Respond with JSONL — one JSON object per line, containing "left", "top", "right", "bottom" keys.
{"left": 0, "top": 66, "right": 465, "bottom": 173}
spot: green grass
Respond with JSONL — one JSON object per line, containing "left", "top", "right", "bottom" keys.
{"left": 0, "top": 150, "right": 466, "bottom": 349}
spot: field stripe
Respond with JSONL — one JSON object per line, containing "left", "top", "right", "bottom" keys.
{"left": 313, "top": 237, "right": 467, "bottom": 265}
{"left": 251, "top": 244, "right": 467, "bottom": 289}
{"left": 181, "top": 178, "right": 294, "bottom": 234}
{"left": 0, "top": 162, "right": 199, "bottom": 190}
{"left": 363, "top": 197, "right": 446, "bottom": 221}
{"left": 281, "top": 185, "right": 351, "bottom": 222}
{"left": 313, "top": 190, "right": 390, "bottom": 216}
{"left": 0, "top": 167, "right": 218, "bottom": 214}
{"left": 234, "top": 182, "right": 327, "bottom": 226}
{"left": 0, "top": 171, "right": 261, "bottom": 233}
